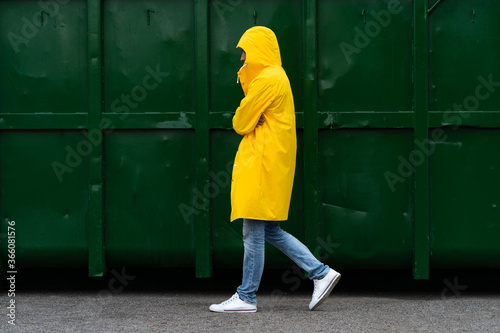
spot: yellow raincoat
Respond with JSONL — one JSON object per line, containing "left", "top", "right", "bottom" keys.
{"left": 230, "top": 26, "right": 297, "bottom": 222}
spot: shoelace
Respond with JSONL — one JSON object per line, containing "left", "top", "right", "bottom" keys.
{"left": 221, "top": 293, "right": 239, "bottom": 305}
{"left": 312, "top": 279, "right": 320, "bottom": 297}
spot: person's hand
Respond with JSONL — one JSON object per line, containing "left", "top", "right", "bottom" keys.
{"left": 257, "top": 114, "right": 265, "bottom": 126}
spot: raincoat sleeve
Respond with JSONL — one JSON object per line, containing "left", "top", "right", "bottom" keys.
{"left": 233, "top": 77, "right": 274, "bottom": 135}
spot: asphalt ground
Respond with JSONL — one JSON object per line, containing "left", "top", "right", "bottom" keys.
{"left": 1, "top": 268, "right": 500, "bottom": 332}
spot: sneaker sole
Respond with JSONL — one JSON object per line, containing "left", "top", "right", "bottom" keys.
{"left": 209, "top": 308, "right": 257, "bottom": 313}
{"left": 310, "top": 273, "right": 341, "bottom": 311}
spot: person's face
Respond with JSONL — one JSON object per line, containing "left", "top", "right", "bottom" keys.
{"left": 240, "top": 49, "right": 246, "bottom": 62}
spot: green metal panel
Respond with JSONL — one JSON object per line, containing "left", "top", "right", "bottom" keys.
{"left": 210, "top": 130, "right": 242, "bottom": 267}
{"left": 428, "top": 0, "right": 500, "bottom": 127}
{"left": 318, "top": 0, "right": 413, "bottom": 113}
{"left": 424, "top": 0, "right": 500, "bottom": 274}
{"left": 429, "top": 0, "right": 500, "bottom": 114}
{"left": 302, "top": 0, "right": 320, "bottom": 254}
{"left": 104, "top": 130, "right": 196, "bottom": 267}
{"left": 1, "top": 0, "right": 500, "bottom": 280}
{"left": 0, "top": 114, "right": 87, "bottom": 130}
{"left": 88, "top": 0, "right": 104, "bottom": 277}
{"left": 429, "top": 128, "right": 500, "bottom": 268}
{"left": 0, "top": 131, "right": 88, "bottom": 266}
{"left": 319, "top": 129, "right": 413, "bottom": 269}
{"left": 194, "top": 0, "right": 211, "bottom": 277}
{"left": 103, "top": 0, "right": 194, "bottom": 115}
{"left": 287, "top": 129, "right": 305, "bottom": 247}
{"left": 0, "top": 0, "right": 88, "bottom": 114}
{"left": 413, "top": 0, "right": 430, "bottom": 279}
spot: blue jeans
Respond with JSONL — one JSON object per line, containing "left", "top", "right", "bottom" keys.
{"left": 236, "top": 219, "right": 330, "bottom": 305}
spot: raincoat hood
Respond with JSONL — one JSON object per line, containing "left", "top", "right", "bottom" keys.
{"left": 237, "top": 26, "right": 282, "bottom": 95}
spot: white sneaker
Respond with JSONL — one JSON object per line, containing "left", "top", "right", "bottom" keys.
{"left": 309, "top": 269, "right": 341, "bottom": 310}
{"left": 209, "top": 293, "right": 257, "bottom": 313}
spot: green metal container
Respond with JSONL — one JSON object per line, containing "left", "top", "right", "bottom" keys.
{"left": 1, "top": 0, "right": 499, "bottom": 279}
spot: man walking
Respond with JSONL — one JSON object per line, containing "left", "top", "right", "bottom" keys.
{"left": 210, "top": 26, "right": 340, "bottom": 313}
